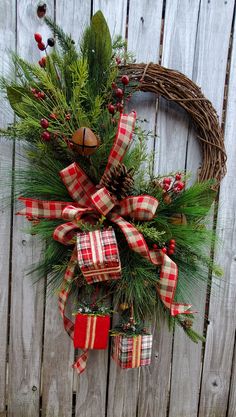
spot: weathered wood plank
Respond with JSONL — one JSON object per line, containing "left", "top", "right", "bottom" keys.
{"left": 227, "top": 342, "right": 236, "bottom": 417}
{"left": 7, "top": 3, "right": 54, "bottom": 417}
{"left": 0, "top": 0, "right": 16, "bottom": 414}
{"left": 42, "top": 293, "right": 74, "bottom": 417}
{"left": 198, "top": 2, "right": 236, "bottom": 415}
{"left": 41, "top": 3, "right": 91, "bottom": 417}
{"left": 155, "top": 0, "right": 201, "bottom": 175}
{"left": 157, "top": 2, "right": 202, "bottom": 417}
{"left": 127, "top": 0, "right": 163, "bottom": 154}
{"left": 126, "top": 2, "right": 177, "bottom": 417}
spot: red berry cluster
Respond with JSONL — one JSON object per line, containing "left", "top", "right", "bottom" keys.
{"left": 167, "top": 239, "right": 176, "bottom": 256}
{"left": 107, "top": 75, "right": 131, "bottom": 116}
{"left": 40, "top": 118, "right": 50, "bottom": 141}
{"left": 39, "top": 112, "right": 72, "bottom": 143}
{"left": 34, "top": 33, "right": 55, "bottom": 57}
{"left": 31, "top": 88, "right": 46, "bottom": 100}
{"left": 153, "top": 239, "right": 176, "bottom": 257}
{"left": 161, "top": 173, "right": 185, "bottom": 193}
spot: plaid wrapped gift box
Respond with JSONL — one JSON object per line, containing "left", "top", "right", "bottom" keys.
{"left": 111, "top": 334, "right": 153, "bottom": 369}
{"left": 77, "top": 228, "right": 121, "bottom": 284}
{"left": 74, "top": 313, "right": 110, "bottom": 349}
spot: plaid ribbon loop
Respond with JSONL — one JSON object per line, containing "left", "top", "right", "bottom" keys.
{"left": 18, "top": 112, "right": 193, "bottom": 374}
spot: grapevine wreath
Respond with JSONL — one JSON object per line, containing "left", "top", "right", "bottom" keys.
{"left": 0, "top": 11, "right": 226, "bottom": 372}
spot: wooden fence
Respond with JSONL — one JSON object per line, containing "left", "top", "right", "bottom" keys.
{"left": 0, "top": 1, "right": 236, "bottom": 416}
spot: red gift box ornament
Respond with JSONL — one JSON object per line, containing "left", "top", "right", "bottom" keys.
{"left": 112, "top": 334, "right": 153, "bottom": 369}
{"left": 74, "top": 313, "right": 110, "bottom": 349}
{"left": 77, "top": 228, "right": 121, "bottom": 284}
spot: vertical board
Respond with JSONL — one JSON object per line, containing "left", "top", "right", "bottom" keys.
{"left": 198, "top": 2, "right": 236, "bottom": 416}
{"left": 7, "top": 2, "right": 54, "bottom": 417}
{"left": 127, "top": 0, "right": 162, "bottom": 154}
{"left": 127, "top": 2, "right": 173, "bottom": 417}
{"left": 227, "top": 343, "right": 236, "bottom": 417}
{"left": 158, "top": 2, "right": 202, "bottom": 417}
{"left": 41, "top": 2, "right": 91, "bottom": 416}
{"left": 0, "top": 0, "right": 16, "bottom": 415}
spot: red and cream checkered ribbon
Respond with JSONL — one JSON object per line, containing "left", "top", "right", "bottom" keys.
{"left": 18, "top": 112, "right": 192, "bottom": 374}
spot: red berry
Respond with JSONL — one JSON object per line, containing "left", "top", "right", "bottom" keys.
{"left": 115, "top": 88, "right": 124, "bottom": 98}
{"left": 168, "top": 249, "right": 175, "bottom": 256}
{"left": 170, "top": 239, "right": 176, "bottom": 245}
{"left": 116, "top": 57, "right": 121, "bottom": 65}
{"left": 121, "top": 75, "right": 129, "bottom": 85}
{"left": 108, "top": 104, "right": 115, "bottom": 114}
{"left": 34, "top": 33, "right": 42, "bottom": 43}
{"left": 40, "top": 118, "right": 49, "bottom": 129}
{"left": 163, "top": 178, "right": 171, "bottom": 185}
{"left": 39, "top": 56, "right": 46, "bottom": 68}
{"left": 116, "top": 102, "right": 124, "bottom": 112}
{"left": 176, "top": 181, "right": 184, "bottom": 191}
{"left": 41, "top": 131, "right": 50, "bottom": 141}
{"left": 38, "top": 91, "right": 45, "bottom": 99}
{"left": 49, "top": 113, "right": 57, "bottom": 120}
{"left": 153, "top": 244, "right": 158, "bottom": 250}
{"left": 31, "top": 88, "right": 37, "bottom": 94}
{"left": 169, "top": 243, "right": 175, "bottom": 250}
{"left": 162, "top": 247, "right": 167, "bottom": 254}
{"left": 38, "top": 42, "right": 46, "bottom": 51}
{"left": 175, "top": 173, "right": 181, "bottom": 181}
{"left": 112, "top": 82, "right": 117, "bottom": 89}
{"left": 163, "top": 184, "right": 170, "bottom": 191}
{"left": 65, "top": 114, "right": 71, "bottom": 120}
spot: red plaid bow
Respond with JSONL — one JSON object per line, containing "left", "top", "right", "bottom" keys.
{"left": 18, "top": 112, "right": 192, "bottom": 374}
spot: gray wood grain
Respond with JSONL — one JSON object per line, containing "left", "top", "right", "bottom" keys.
{"left": 127, "top": 2, "right": 176, "bottom": 417}
{"left": 159, "top": 2, "right": 203, "bottom": 417}
{"left": 197, "top": 2, "right": 236, "bottom": 416}
{"left": 0, "top": 0, "right": 16, "bottom": 414}
{"left": 7, "top": 2, "right": 54, "bottom": 417}
{"left": 41, "top": 293, "right": 74, "bottom": 417}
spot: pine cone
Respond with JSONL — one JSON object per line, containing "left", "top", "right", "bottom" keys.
{"left": 100, "top": 163, "right": 134, "bottom": 200}
{"left": 182, "top": 318, "right": 193, "bottom": 329}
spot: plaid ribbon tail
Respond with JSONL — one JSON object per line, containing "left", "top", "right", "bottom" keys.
{"left": 158, "top": 252, "right": 193, "bottom": 316}
{"left": 58, "top": 247, "right": 78, "bottom": 339}
{"left": 73, "top": 350, "right": 89, "bottom": 374}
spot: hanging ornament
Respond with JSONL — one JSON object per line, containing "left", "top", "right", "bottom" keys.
{"left": 111, "top": 333, "right": 153, "bottom": 369}
{"left": 74, "top": 313, "right": 110, "bottom": 349}
{"left": 71, "top": 127, "right": 100, "bottom": 156}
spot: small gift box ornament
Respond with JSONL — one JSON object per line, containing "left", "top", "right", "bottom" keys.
{"left": 77, "top": 228, "right": 121, "bottom": 284}
{"left": 74, "top": 313, "right": 110, "bottom": 349}
{"left": 111, "top": 334, "right": 153, "bottom": 369}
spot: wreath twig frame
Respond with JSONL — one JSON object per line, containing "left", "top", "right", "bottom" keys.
{"left": 125, "top": 63, "right": 227, "bottom": 185}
